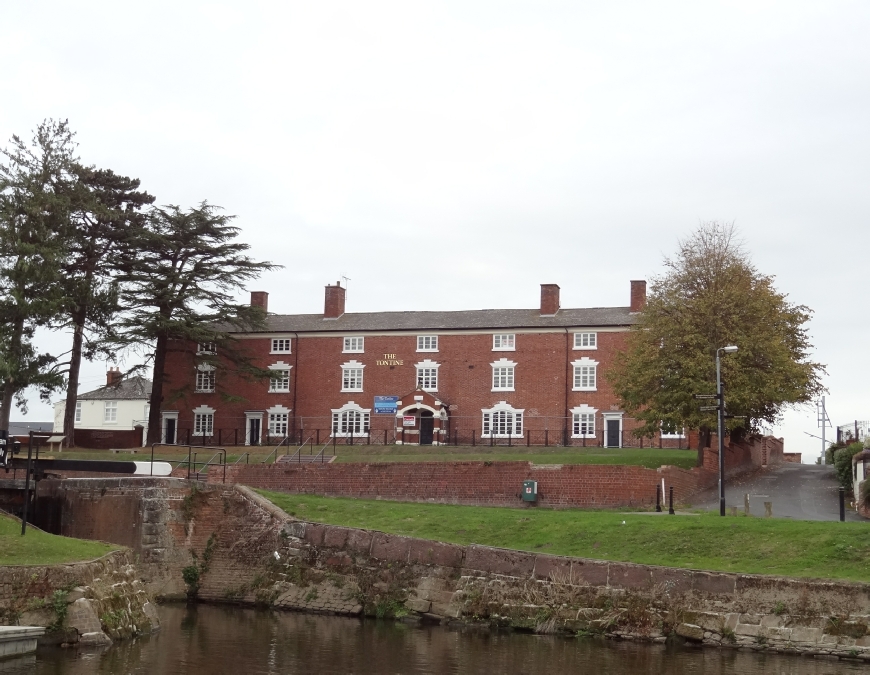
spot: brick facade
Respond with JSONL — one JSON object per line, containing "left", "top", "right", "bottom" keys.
{"left": 160, "top": 280, "right": 691, "bottom": 448}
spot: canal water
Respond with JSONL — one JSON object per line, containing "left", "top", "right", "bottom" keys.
{"left": 3, "top": 604, "right": 865, "bottom": 674}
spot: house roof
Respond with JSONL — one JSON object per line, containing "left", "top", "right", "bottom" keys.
{"left": 249, "top": 306, "right": 638, "bottom": 334}
{"left": 78, "top": 376, "right": 152, "bottom": 401}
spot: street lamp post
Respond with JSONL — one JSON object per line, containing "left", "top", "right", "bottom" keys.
{"left": 716, "top": 345, "right": 738, "bottom": 517}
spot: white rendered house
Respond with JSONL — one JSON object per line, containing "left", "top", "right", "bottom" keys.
{"left": 53, "top": 368, "right": 152, "bottom": 445}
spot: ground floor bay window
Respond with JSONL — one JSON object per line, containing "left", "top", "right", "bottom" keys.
{"left": 481, "top": 401, "right": 524, "bottom": 438}
{"left": 331, "top": 402, "right": 371, "bottom": 437}
{"left": 192, "top": 405, "right": 215, "bottom": 440}
{"left": 571, "top": 404, "right": 598, "bottom": 439}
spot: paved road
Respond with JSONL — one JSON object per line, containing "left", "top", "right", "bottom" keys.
{"left": 689, "top": 462, "right": 863, "bottom": 521}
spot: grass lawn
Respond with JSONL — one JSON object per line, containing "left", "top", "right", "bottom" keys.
{"left": 256, "top": 490, "right": 870, "bottom": 582}
{"left": 0, "top": 513, "right": 118, "bottom": 566}
{"left": 42, "top": 445, "right": 697, "bottom": 470}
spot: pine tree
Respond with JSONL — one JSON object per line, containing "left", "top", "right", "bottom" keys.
{"left": 57, "top": 165, "right": 154, "bottom": 446}
{"left": 0, "top": 120, "right": 75, "bottom": 429}
{"left": 115, "top": 203, "right": 278, "bottom": 444}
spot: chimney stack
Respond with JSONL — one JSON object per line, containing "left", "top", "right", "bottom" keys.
{"left": 250, "top": 291, "right": 269, "bottom": 313}
{"left": 540, "top": 284, "right": 560, "bottom": 316}
{"left": 630, "top": 280, "right": 647, "bottom": 312}
{"left": 324, "top": 281, "right": 346, "bottom": 319}
{"left": 106, "top": 367, "right": 122, "bottom": 387}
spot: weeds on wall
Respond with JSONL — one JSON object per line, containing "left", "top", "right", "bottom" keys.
{"left": 182, "top": 533, "right": 217, "bottom": 600}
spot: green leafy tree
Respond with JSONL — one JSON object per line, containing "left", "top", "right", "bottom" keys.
{"left": 610, "top": 221, "right": 825, "bottom": 456}
{"left": 115, "top": 203, "right": 279, "bottom": 444}
{"left": 0, "top": 120, "right": 75, "bottom": 429}
{"left": 57, "top": 165, "right": 154, "bottom": 447}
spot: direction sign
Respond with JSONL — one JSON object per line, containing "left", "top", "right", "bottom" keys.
{"left": 699, "top": 405, "right": 720, "bottom": 411}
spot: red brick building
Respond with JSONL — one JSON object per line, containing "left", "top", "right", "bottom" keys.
{"left": 161, "top": 280, "right": 685, "bottom": 448}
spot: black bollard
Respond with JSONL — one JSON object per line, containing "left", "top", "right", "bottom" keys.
{"left": 839, "top": 487, "right": 845, "bottom": 522}
{"left": 668, "top": 486, "right": 675, "bottom": 515}
{"left": 655, "top": 485, "right": 662, "bottom": 512}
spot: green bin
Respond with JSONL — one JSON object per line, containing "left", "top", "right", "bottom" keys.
{"left": 522, "top": 480, "right": 538, "bottom": 502}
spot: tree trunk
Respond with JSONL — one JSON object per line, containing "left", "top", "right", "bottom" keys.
{"left": 146, "top": 332, "right": 168, "bottom": 445}
{"left": 0, "top": 389, "right": 14, "bottom": 432}
{"left": 62, "top": 311, "right": 86, "bottom": 448}
{"left": 0, "top": 317, "right": 25, "bottom": 431}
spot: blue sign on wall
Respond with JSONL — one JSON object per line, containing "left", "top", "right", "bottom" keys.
{"left": 374, "top": 396, "right": 400, "bottom": 414}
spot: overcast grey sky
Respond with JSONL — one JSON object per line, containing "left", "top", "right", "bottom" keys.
{"left": 2, "top": 1, "right": 868, "bottom": 460}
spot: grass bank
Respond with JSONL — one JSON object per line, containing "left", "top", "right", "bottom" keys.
{"left": 256, "top": 490, "right": 870, "bottom": 582}
{"left": 46, "top": 446, "right": 697, "bottom": 470}
{"left": 0, "top": 513, "right": 118, "bottom": 566}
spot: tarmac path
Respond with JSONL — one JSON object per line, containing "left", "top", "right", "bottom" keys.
{"left": 688, "top": 462, "right": 863, "bottom": 522}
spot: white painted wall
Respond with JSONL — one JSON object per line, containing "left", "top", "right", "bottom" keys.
{"left": 53, "top": 399, "right": 149, "bottom": 433}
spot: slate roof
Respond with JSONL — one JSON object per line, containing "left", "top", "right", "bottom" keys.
{"left": 78, "top": 376, "right": 152, "bottom": 401}
{"left": 249, "top": 306, "right": 638, "bottom": 333}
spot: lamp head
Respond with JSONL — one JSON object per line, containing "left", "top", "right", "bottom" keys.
{"left": 722, "top": 345, "right": 738, "bottom": 353}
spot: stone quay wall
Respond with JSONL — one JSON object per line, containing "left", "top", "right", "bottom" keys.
{"left": 216, "top": 485, "right": 870, "bottom": 661}
{"left": 34, "top": 478, "right": 868, "bottom": 661}
{"left": 0, "top": 548, "right": 160, "bottom": 647}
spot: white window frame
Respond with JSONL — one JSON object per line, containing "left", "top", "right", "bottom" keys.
{"left": 341, "top": 360, "right": 365, "bottom": 392}
{"left": 343, "top": 336, "right": 364, "bottom": 353}
{"left": 491, "top": 358, "right": 516, "bottom": 392}
{"left": 571, "top": 405, "right": 598, "bottom": 438}
{"left": 104, "top": 400, "right": 118, "bottom": 424}
{"left": 492, "top": 334, "right": 516, "bottom": 351}
{"left": 271, "top": 338, "right": 292, "bottom": 354}
{"left": 267, "top": 405, "right": 290, "bottom": 437}
{"left": 415, "top": 359, "right": 440, "bottom": 392}
{"left": 194, "top": 413, "right": 214, "bottom": 436}
{"left": 481, "top": 401, "right": 524, "bottom": 438}
{"left": 572, "top": 358, "right": 598, "bottom": 391}
{"left": 195, "top": 365, "right": 215, "bottom": 393}
{"left": 573, "top": 332, "right": 597, "bottom": 350}
{"left": 193, "top": 405, "right": 216, "bottom": 436}
{"left": 331, "top": 401, "right": 371, "bottom": 437}
{"left": 268, "top": 361, "right": 292, "bottom": 393}
{"left": 74, "top": 401, "right": 82, "bottom": 423}
{"left": 197, "top": 342, "right": 216, "bottom": 354}
{"left": 416, "top": 335, "right": 439, "bottom": 352}
{"left": 660, "top": 423, "right": 686, "bottom": 439}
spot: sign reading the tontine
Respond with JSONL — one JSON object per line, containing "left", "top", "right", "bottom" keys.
{"left": 376, "top": 354, "right": 404, "bottom": 366}
{"left": 403, "top": 416, "right": 416, "bottom": 427}
{"left": 374, "top": 396, "right": 399, "bottom": 415}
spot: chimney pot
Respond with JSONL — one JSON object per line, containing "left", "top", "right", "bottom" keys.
{"left": 540, "top": 284, "right": 560, "bottom": 316}
{"left": 106, "top": 367, "right": 122, "bottom": 386}
{"left": 324, "top": 282, "right": 346, "bottom": 319}
{"left": 630, "top": 280, "right": 647, "bottom": 312}
{"left": 250, "top": 291, "right": 269, "bottom": 313}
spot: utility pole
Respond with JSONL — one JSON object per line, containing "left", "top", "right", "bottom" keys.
{"left": 817, "top": 396, "right": 831, "bottom": 463}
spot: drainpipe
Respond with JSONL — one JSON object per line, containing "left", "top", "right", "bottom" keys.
{"left": 292, "top": 331, "right": 300, "bottom": 438}
{"left": 564, "top": 328, "right": 570, "bottom": 445}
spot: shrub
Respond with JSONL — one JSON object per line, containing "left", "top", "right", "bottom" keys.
{"left": 833, "top": 442, "right": 864, "bottom": 491}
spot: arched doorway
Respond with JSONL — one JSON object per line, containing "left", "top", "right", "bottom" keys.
{"left": 419, "top": 410, "right": 435, "bottom": 445}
